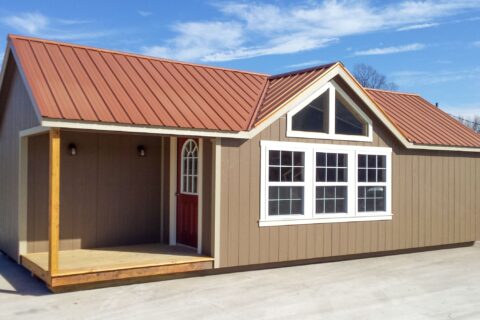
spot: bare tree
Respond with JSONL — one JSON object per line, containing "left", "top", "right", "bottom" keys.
{"left": 454, "top": 115, "right": 480, "bottom": 133}
{"left": 353, "top": 63, "right": 398, "bottom": 91}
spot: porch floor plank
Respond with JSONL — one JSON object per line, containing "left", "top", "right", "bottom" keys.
{"left": 21, "top": 243, "right": 213, "bottom": 276}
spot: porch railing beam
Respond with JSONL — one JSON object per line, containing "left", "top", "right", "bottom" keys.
{"left": 48, "top": 128, "right": 61, "bottom": 276}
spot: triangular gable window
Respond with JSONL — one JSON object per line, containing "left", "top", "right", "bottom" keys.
{"left": 292, "top": 90, "right": 329, "bottom": 133}
{"left": 335, "top": 95, "right": 367, "bottom": 136}
{"left": 287, "top": 82, "right": 372, "bottom": 142}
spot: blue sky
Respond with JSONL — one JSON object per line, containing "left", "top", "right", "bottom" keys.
{"left": 0, "top": 0, "right": 479, "bottom": 117}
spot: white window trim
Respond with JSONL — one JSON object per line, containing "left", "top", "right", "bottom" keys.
{"left": 313, "top": 148, "right": 355, "bottom": 219}
{"left": 286, "top": 81, "right": 373, "bottom": 142}
{"left": 260, "top": 140, "right": 392, "bottom": 227}
{"left": 180, "top": 139, "right": 199, "bottom": 195}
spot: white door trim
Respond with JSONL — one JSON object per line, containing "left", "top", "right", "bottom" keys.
{"left": 197, "top": 138, "right": 203, "bottom": 254}
{"left": 169, "top": 137, "right": 177, "bottom": 245}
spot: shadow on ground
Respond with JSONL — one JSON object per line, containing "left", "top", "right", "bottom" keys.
{"left": 0, "top": 252, "right": 49, "bottom": 296}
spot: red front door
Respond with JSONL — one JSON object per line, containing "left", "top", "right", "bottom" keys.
{"left": 176, "top": 138, "right": 198, "bottom": 248}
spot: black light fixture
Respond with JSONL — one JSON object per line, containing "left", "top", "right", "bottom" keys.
{"left": 137, "top": 145, "right": 146, "bottom": 157}
{"left": 68, "top": 143, "right": 77, "bottom": 156}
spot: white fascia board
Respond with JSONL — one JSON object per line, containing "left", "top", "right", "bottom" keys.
{"left": 41, "top": 119, "right": 253, "bottom": 139}
{"left": 19, "top": 126, "right": 50, "bottom": 137}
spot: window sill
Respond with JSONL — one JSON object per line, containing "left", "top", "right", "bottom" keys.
{"left": 258, "top": 214, "right": 392, "bottom": 227}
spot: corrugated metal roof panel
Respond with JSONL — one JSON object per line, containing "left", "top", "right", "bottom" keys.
{"left": 10, "top": 35, "right": 268, "bottom": 131}
{"left": 367, "top": 88, "right": 480, "bottom": 148}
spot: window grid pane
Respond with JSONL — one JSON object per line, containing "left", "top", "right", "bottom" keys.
{"left": 316, "top": 152, "right": 348, "bottom": 182}
{"left": 316, "top": 186, "right": 347, "bottom": 214}
{"left": 269, "top": 150, "right": 305, "bottom": 182}
{"left": 268, "top": 186, "right": 304, "bottom": 216}
{"left": 357, "top": 186, "right": 386, "bottom": 212}
{"left": 358, "top": 154, "right": 386, "bottom": 183}
{"left": 181, "top": 140, "right": 198, "bottom": 194}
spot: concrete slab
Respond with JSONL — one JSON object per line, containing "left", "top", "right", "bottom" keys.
{"left": 1, "top": 243, "right": 480, "bottom": 319}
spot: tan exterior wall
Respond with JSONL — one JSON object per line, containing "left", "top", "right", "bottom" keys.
{"left": 25, "top": 134, "right": 214, "bottom": 255}
{"left": 0, "top": 61, "right": 40, "bottom": 258}
{"left": 26, "top": 131, "right": 164, "bottom": 253}
{"left": 218, "top": 86, "right": 480, "bottom": 268}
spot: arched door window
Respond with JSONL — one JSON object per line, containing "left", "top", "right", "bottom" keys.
{"left": 181, "top": 139, "right": 198, "bottom": 194}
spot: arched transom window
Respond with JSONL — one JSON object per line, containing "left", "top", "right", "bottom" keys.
{"left": 181, "top": 139, "right": 198, "bottom": 194}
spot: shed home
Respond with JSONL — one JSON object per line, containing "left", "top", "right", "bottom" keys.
{"left": 1, "top": 35, "right": 480, "bottom": 291}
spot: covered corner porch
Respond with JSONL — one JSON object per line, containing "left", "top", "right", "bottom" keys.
{"left": 18, "top": 128, "right": 219, "bottom": 291}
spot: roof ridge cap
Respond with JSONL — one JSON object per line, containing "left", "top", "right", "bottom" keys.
{"left": 246, "top": 77, "right": 270, "bottom": 130}
{"left": 269, "top": 62, "right": 338, "bottom": 80}
{"left": 8, "top": 34, "right": 270, "bottom": 78}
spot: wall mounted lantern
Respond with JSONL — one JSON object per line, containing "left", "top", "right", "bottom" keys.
{"left": 137, "top": 145, "right": 146, "bottom": 157}
{"left": 68, "top": 143, "right": 77, "bottom": 156}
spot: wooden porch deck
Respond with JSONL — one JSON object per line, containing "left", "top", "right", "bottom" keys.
{"left": 21, "top": 243, "right": 214, "bottom": 291}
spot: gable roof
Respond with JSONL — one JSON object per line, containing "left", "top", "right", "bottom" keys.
{"left": 367, "top": 88, "right": 480, "bottom": 148}
{"left": 4, "top": 34, "right": 480, "bottom": 151}
{"left": 8, "top": 34, "right": 269, "bottom": 132}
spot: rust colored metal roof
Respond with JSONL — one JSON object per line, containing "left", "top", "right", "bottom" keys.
{"left": 6, "top": 35, "right": 480, "bottom": 148}
{"left": 251, "top": 63, "right": 334, "bottom": 127}
{"left": 9, "top": 34, "right": 268, "bottom": 132}
{"left": 367, "top": 88, "right": 480, "bottom": 148}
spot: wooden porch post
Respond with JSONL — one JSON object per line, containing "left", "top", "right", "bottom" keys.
{"left": 48, "top": 128, "right": 61, "bottom": 276}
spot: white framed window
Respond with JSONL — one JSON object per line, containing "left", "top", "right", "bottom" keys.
{"left": 357, "top": 153, "right": 387, "bottom": 215}
{"left": 260, "top": 140, "right": 392, "bottom": 227}
{"left": 286, "top": 81, "right": 373, "bottom": 142}
{"left": 181, "top": 139, "right": 198, "bottom": 194}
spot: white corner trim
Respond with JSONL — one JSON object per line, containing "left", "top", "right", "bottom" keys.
{"left": 213, "top": 138, "right": 222, "bottom": 268}
{"left": 259, "top": 214, "right": 393, "bottom": 227}
{"left": 18, "top": 136, "right": 28, "bottom": 260}
{"left": 169, "top": 137, "right": 177, "bottom": 245}
{"left": 197, "top": 138, "right": 203, "bottom": 254}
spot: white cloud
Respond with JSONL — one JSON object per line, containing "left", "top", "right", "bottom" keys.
{"left": 137, "top": 10, "right": 152, "bottom": 17}
{"left": 142, "top": 21, "right": 244, "bottom": 61}
{"left": 473, "top": 41, "right": 480, "bottom": 47}
{"left": 286, "top": 60, "right": 328, "bottom": 69}
{"left": 442, "top": 103, "right": 480, "bottom": 118}
{"left": 3, "top": 12, "right": 48, "bottom": 34}
{"left": 1, "top": 12, "right": 111, "bottom": 41}
{"left": 354, "top": 43, "right": 426, "bottom": 56}
{"left": 143, "top": 0, "right": 480, "bottom": 62}
{"left": 56, "top": 18, "right": 92, "bottom": 25}
{"left": 391, "top": 67, "right": 480, "bottom": 86}
{"left": 397, "top": 22, "right": 439, "bottom": 31}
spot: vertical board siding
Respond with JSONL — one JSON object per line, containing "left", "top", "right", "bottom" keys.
{"left": 219, "top": 115, "right": 480, "bottom": 268}
{"left": 0, "top": 62, "right": 40, "bottom": 258}
{"left": 26, "top": 131, "right": 164, "bottom": 252}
